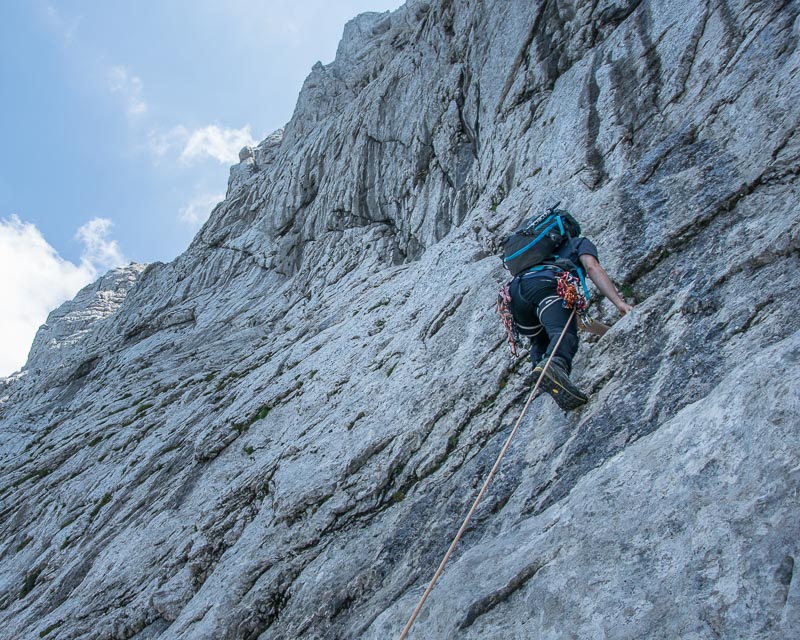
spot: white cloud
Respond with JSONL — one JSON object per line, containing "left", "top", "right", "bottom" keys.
{"left": 75, "top": 217, "right": 127, "bottom": 272}
{"left": 179, "top": 192, "right": 224, "bottom": 226}
{"left": 146, "top": 125, "right": 190, "bottom": 158}
{"left": 180, "top": 124, "right": 256, "bottom": 164}
{"left": 0, "top": 215, "right": 126, "bottom": 377}
{"left": 108, "top": 65, "right": 148, "bottom": 116}
{"left": 146, "top": 123, "right": 256, "bottom": 167}
{"left": 40, "top": 7, "right": 147, "bottom": 118}
{"left": 41, "top": 2, "right": 81, "bottom": 46}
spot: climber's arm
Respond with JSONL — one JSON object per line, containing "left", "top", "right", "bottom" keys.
{"left": 579, "top": 254, "right": 634, "bottom": 315}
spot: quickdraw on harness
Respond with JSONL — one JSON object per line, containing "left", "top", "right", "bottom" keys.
{"left": 556, "top": 270, "right": 592, "bottom": 326}
{"left": 496, "top": 283, "right": 521, "bottom": 357}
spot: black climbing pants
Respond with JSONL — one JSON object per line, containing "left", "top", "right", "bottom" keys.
{"left": 509, "top": 275, "right": 579, "bottom": 373}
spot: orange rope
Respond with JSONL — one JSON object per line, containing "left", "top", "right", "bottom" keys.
{"left": 398, "top": 309, "right": 577, "bottom": 639}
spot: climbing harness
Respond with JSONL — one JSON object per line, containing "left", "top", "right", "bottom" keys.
{"left": 398, "top": 308, "right": 577, "bottom": 640}
{"left": 496, "top": 282, "right": 521, "bottom": 356}
{"left": 497, "top": 266, "right": 591, "bottom": 357}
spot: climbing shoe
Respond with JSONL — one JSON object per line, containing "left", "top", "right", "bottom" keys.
{"left": 532, "top": 357, "right": 588, "bottom": 411}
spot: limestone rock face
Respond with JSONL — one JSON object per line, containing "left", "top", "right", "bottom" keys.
{"left": 2, "top": 1, "right": 799, "bottom": 639}
{"left": 25, "top": 263, "right": 147, "bottom": 373}
{"left": 227, "top": 130, "right": 284, "bottom": 197}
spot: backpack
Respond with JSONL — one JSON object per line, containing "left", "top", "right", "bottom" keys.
{"left": 501, "top": 204, "right": 581, "bottom": 276}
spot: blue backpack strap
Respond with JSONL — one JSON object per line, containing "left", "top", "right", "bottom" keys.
{"left": 574, "top": 264, "right": 591, "bottom": 301}
{"left": 550, "top": 247, "right": 592, "bottom": 302}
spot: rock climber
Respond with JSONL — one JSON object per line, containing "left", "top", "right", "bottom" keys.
{"left": 508, "top": 232, "right": 633, "bottom": 410}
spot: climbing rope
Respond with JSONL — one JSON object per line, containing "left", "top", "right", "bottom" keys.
{"left": 398, "top": 308, "right": 577, "bottom": 640}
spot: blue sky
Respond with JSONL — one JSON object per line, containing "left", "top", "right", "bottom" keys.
{"left": 0, "top": 0, "right": 403, "bottom": 376}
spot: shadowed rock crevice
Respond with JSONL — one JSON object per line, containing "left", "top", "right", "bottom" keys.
{"left": 458, "top": 553, "right": 557, "bottom": 630}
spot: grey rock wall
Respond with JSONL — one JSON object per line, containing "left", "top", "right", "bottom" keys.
{"left": 1, "top": 0, "right": 799, "bottom": 638}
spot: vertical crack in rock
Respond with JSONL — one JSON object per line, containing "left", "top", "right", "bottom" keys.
{"left": 776, "top": 554, "right": 795, "bottom": 607}
{"left": 584, "top": 49, "right": 608, "bottom": 190}
{"left": 496, "top": 0, "right": 549, "bottom": 114}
